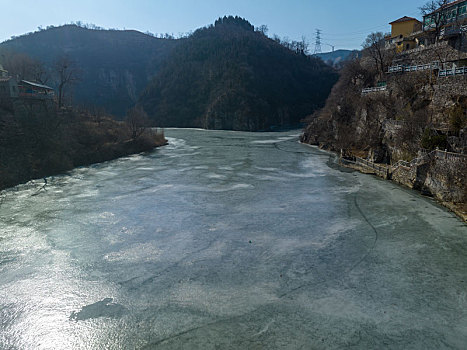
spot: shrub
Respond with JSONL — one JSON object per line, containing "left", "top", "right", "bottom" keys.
{"left": 449, "top": 104, "right": 466, "bottom": 133}
{"left": 420, "top": 128, "right": 447, "bottom": 150}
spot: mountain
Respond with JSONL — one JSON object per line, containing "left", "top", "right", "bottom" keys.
{"left": 0, "top": 25, "right": 177, "bottom": 116}
{"left": 314, "top": 49, "right": 360, "bottom": 67}
{"left": 139, "top": 16, "right": 338, "bottom": 131}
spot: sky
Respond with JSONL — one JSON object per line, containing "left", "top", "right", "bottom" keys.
{"left": 1, "top": 0, "right": 429, "bottom": 51}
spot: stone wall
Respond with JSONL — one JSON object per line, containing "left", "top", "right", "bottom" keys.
{"left": 393, "top": 34, "right": 467, "bottom": 65}
{"left": 424, "top": 155, "right": 467, "bottom": 203}
{"left": 433, "top": 76, "right": 467, "bottom": 100}
{"left": 390, "top": 152, "right": 466, "bottom": 203}
{"left": 431, "top": 75, "right": 467, "bottom": 124}
{"left": 391, "top": 165, "right": 417, "bottom": 189}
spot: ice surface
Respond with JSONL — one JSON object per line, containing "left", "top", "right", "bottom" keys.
{"left": 0, "top": 129, "right": 466, "bottom": 349}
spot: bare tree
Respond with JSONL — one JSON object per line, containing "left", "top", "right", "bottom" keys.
{"left": 362, "top": 32, "right": 387, "bottom": 77}
{"left": 125, "top": 106, "right": 149, "bottom": 140}
{"left": 33, "top": 64, "right": 50, "bottom": 85}
{"left": 419, "top": 0, "right": 450, "bottom": 43}
{"left": 0, "top": 50, "right": 48, "bottom": 83}
{"left": 54, "top": 55, "right": 79, "bottom": 108}
{"left": 256, "top": 25, "right": 269, "bottom": 36}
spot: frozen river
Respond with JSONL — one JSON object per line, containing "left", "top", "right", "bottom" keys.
{"left": 1, "top": 129, "right": 466, "bottom": 349}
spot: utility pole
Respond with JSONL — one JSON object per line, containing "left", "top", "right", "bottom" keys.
{"left": 314, "top": 29, "right": 322, "bottom": 54}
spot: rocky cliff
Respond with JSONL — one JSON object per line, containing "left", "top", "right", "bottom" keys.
{"left": 301, "top": 35, "right": 467, "bottom": 209}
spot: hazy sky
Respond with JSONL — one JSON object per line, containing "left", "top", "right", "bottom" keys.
{"left": 2, "top": 0, "right": 428, "bottom": 51}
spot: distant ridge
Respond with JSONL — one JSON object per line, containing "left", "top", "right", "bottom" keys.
{"left": 0, "top": 21, "right": 340, "bottom": 127}
{"left": 0, "top": 25, "right": 177, "bottom": 116}
{"left": 314, "top": 49, "right": 360, "bottom": 67}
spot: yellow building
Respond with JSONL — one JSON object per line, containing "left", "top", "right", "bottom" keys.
{"left": 389, "top": 16, "right": 423, "bottom": 52}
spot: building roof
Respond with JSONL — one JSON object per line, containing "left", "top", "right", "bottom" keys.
{"left": 442, "top": 0, "right": 466, "bottom": 8}
{"left": 425, "top": 0, "right": 467, "bottom": 15}
{"left": 20, "top": 80, "right": 54, "bottom": 90}
{"left": 389, "top": 16, "right": 422, "bottom": 25}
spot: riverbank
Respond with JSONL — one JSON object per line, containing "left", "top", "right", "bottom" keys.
{"left": 338, "top": 153, "right": 467, "bottom": 223}
{"left": 0, "top": 135, "right": 168, "bottom": 192}
{"left": 0, "top": 104, "right": 167, "bottom": 191}
{"left": 301, "top": 142, "right": 466, "bottom": 222}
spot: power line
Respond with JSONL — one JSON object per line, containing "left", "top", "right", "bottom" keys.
{"left": 323, "top": 9, "right": 422, "bottom": 37}
{"left": 314, "top": 29, "right": 322, "bottom": 54}
{"left": 325, "top": 26, "right": 389, "bottom": 37}
{"left": 325, "top": 24, "right": 388, "bottom": 36}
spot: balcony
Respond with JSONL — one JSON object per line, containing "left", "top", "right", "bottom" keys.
{"left": 440, "top": 24, "right": 466, "bottom": 36}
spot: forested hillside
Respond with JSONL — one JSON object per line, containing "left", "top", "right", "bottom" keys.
{"left": 0, "top": 101, "right": 166, "bottom": 190}
{"left": 140, "top": 16, "right": 338, "bottom": 131}
{"left": 1, "top": 18, "right": 339, "bottom": 131}
{"left": 0, "top": 25, "right": 176, "bottom": 116}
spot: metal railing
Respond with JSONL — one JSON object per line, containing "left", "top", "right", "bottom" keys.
{"left": 438, "top": 66, "right": 467, "bottom": 77}
{"left": 388, "top": 61, "right": 440, "bottom": 73}
{"left": 440, "top": 24, "right": 467, "bottom": 37}
{"left": 361, "top": 86, "right": 387, "bottom": 94}
{"left": 354, "top": 157, "right": 390, "bottom": 178}
{"left": 434, "top": 149, "right": 467, "bottom": 160}
{"left": 391, "top": 149, "right": 466, "bottom": 172}
{"left": 339, "top": 158, "right": 356, "bottom": 166}
{"left": 340, "top": 150, "right": 465, "bottom": 177}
